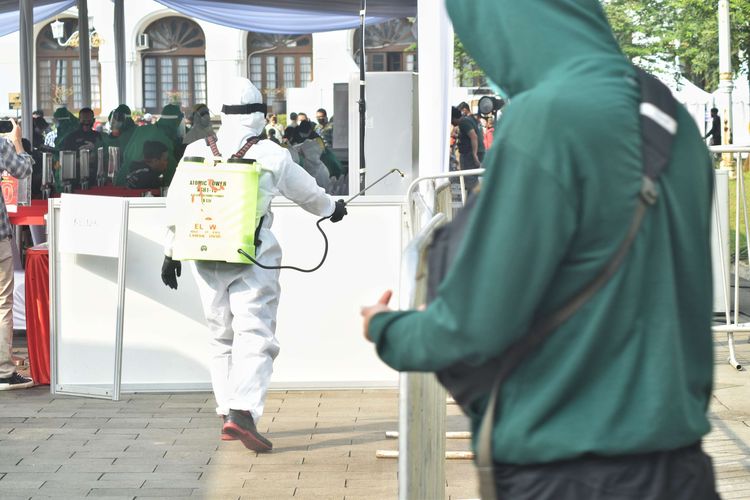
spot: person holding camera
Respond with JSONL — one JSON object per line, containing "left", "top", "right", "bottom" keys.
{"left": 0, "top": 118, "right": 33, "bottom": 390}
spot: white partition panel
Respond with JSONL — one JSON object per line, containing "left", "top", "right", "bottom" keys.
{"left": 52, "top": 197, "right": 402, "bottom": 394}
{"left": 271, "top": 198, "right": 404, "bottom": 387}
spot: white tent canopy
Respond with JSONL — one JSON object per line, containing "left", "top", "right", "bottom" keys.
{"left": 712, "top": 77, "right": 750, "bottom": 146}
{"left": 672, "top": 77, "right": 713, "bottom": 135}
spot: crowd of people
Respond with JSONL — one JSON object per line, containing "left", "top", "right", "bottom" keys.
{"left": 449, "top": 100, "right": 498, "bottom": 197}
{"left": 15, "top": 103, "right": 347, "bottom": 196}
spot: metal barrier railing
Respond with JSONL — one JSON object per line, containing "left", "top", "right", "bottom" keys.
{"left": 396, "top": 169, "right": 484, "bottom": 500}
{"left": 709, "top": 146, "right": 750, "bottom": 370}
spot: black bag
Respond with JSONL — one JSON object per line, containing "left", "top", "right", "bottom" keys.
{"left": 424, "top": 67, "right": 680, "bottom": 500}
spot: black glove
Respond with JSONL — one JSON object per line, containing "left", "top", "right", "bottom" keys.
{"left": 330, "top": 199, "right": 347, "bottom": 223}
{"left": 161, "top": 256, "right": 182, "bottom": 290}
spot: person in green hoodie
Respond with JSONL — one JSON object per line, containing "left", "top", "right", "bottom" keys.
{"left": 118, "top": 124, "right": 175, "bottom": 187}
{"left": 49, "top": 106, "right": 80, "bottom": 191}
{"left": 52, "top": 106, "right": 79, "bottom": 152}
{"left": 97, "top": 104, "right": 137, "bottom": 175}
{"left": 156, "top": 103, "right": 187, "bottom": 163}
{"left": 361, "top": 1, "right": 718, "bottom": 498}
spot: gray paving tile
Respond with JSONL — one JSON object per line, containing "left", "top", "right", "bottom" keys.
{"left": 88, "top": 488, "right": 195, "bottom": 497}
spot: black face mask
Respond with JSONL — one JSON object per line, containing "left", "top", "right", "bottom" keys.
{"left": 317, "top": 118, "right": 327, "bottom": 125}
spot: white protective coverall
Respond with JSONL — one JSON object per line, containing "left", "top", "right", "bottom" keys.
{"left": 165, "top": 78, "right": 336, "bottom": 421}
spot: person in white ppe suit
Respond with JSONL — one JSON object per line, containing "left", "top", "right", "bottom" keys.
{"left": 161, "top": 77, "right": 347, "bottom": 452}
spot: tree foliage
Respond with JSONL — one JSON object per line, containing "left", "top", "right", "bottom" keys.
{"left": 454, "top": 36, "right": 487, "bottom": 88}
{"left": 603, "top": 0, "right": 750, "bottom": 92}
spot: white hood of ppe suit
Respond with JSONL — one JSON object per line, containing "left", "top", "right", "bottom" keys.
{"left": 216, "top": 77, "right": 267, "bottom": 151}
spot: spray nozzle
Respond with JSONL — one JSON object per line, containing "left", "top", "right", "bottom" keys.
{"left": 344, "top": 168, "right": 406, "bottom": 205}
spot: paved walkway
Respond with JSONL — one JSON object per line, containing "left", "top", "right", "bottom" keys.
{"left": 0, "top": 330, "right": 748, "bottom": 499}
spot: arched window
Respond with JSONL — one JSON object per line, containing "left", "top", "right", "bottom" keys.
{"left": 353, "top": 18, "right": 417, "bottom": 72}
{"left": 141, "top": 16, "right": 206, "bottom": 113}
{"left": 247, "top": 33, "right": 313, "bottom": 114}
{"left": 36, "top": 19, "right": 101, "bottom": 116}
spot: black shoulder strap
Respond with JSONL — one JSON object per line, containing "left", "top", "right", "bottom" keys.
{"left": 475, "top": 67, "right": 679, "bottom": 500}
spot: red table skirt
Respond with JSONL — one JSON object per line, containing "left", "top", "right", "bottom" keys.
{"left": 25, "top": 246, "right": 50, "bottom": 385}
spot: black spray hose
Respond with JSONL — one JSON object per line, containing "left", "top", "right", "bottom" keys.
{"left": 237, "top": 215, "right": 331, "bottom": 273}
{"left": 236, "top": 168, "right": 405, "bottom": 273}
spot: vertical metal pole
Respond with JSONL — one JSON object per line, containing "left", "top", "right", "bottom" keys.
{"left": 48, "top": 199, "right": 58, "bottom": 395}
{"left": 399, "top": 181, "right": 447, "bottom": 500}
{"left": 19, "top": 0, "right": 33, "bottom": 144}
{"left": 112, "top": 200, "right": 129, "bottom": 401}
{"left": 399, "top": 374, "right": 446, "bottom": 500}
{"left": 78, "top": 0, "right": 92, "bottom": 108}
{"left": 718, "top": 0, "right": 734, "bottom": 173}
{"left": 358, "top": 0, "right": 366, "bottom": 192}
{"left": 114, "top": 0, "right": 126, "bottom": 105}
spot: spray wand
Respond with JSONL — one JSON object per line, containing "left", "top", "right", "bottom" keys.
{"left": 237, "top": 168, "right": 405, "bottom": 272}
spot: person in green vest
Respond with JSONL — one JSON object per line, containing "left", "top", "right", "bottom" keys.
{"left": 156, "top": 103, "right": 186, "bottom": 165}
{"left": 52, "top": 106, "right": 78, "bottom": 152}
{"left": 49, "top": 106, "right": 80, "bottom": 191}
{"left": 97, "top": 104, "right": 137, "bottom": 184}
{"left": 118, "top": 124, "right": 175, "bottom": 188}
{"left": 360, "top": 1, "right": 718, "bottom": 499}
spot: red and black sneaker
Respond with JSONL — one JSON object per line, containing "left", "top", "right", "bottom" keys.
{"left": 222, "top": 409, "right": 272, "bottom": 452}
{"left": 220, "top": 415, "right": 236, "bottom": 441}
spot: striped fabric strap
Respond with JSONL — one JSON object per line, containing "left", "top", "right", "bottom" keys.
{"left": 205, "top": 135, "right": 221, "bottom": 158}
{"left": 231, "top": 136, "right": 261, "bottom": 159}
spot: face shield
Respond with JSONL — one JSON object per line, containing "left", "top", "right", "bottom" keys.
{"left": 196, "top": 108, "right": 212, "bottom": 129}
{"left": 110, "top": 113, "right": 125, "bottom": 136}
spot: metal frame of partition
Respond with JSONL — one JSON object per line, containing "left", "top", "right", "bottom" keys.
{"left": 49, "top": 197, "right": 131, "bottom": 400}
{"left": 398, "top": 169, "right": 484, "bottom": 500}
{"left": 710, "top": 145, "right": 750, "bottom": 370}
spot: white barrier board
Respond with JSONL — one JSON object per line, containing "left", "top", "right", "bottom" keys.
{"left": 59, "top": 194, "right": 125, "bottom": 258}
{"left": 51, "top": 197, "right": 402, "bottom": 392}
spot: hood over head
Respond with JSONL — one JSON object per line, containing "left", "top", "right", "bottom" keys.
{"left": 53, "top": 106, "right": 78, "bottom": 138}
{"left": 183, "top": 104, "right": 213, "bottom": 145}
{"left": 157, "top": 103, "right": 185, "bottom": 141}
{"left": 110, "top": 104, "right": 136, "bottom": 135}
{"left": 446, "top": 0, "right": 626, "bottom": 98}
{"left": 217, "top": 77, "right": 267, "bottom": 150}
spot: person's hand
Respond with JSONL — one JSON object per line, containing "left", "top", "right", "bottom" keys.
{"left": 9, "top": 119, "right": 22, "bottom": 152}
{"left": 330, "top": 199, "right": 347, "bottom": 223}
{"left": 361, "top": 290, "right": 393, "bottom": 341}
{"left": 161, "top": 256, "right": 181, "bottom": 289}
{"left": 473, "top": 154, "right": 481, "bottom": 168}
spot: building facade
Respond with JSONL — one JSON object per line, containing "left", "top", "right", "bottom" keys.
{"left": 0, "top": 0, "right": 421, "bottom": 122}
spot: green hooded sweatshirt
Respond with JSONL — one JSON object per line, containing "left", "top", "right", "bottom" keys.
{"left": 154, "top": 103, "right": 184, "bottom": 184}
{"left": 369, "top": 0, "right": 714, "bottom": 465}
{"left": 52, "top": 106, "right": 79, "bottom": 151}
{"left": 97, "top": 104, "right": 137, "bottom": 155}
{"left": 119, "top": 123, "right": 177, "bottom": 187}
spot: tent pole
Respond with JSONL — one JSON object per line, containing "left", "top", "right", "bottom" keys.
{"left": 114, "top": 0, "right": 126, "bottom": 105}
{"left": 19, "top": 0, "right": 33, "bottom": 144}
{"left": 78, "top": 0, "right": 91, "bottom": 108}
{"left": 358, "top": 0, "right": 366, "bottom": 192}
